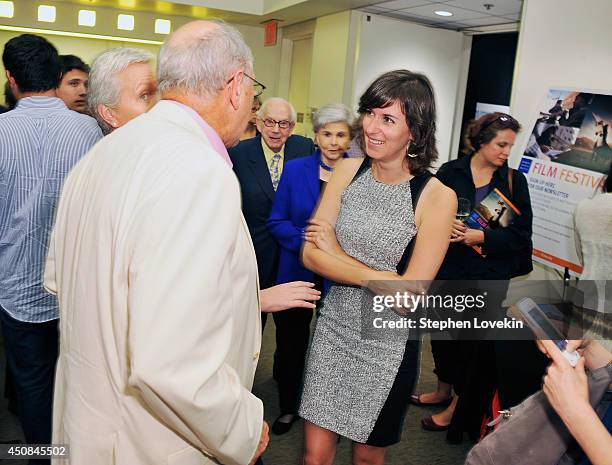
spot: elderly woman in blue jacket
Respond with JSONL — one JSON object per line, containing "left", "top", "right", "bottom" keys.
{"left": 267, "top": 103, "right": 354, "bottom": 435}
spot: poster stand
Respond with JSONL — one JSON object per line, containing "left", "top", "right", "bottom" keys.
{"left": 514, "top": 88, "right": 611, "bottom": 274}
{"left": 562, "top": 266, "right": 573, "bottom": 301}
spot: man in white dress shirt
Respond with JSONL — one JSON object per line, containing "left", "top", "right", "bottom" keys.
{"left": 45, "top": 21, "right": 270, "bottom": 465}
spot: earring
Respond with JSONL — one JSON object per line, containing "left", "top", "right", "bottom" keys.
{"left": 406, "top": 142, "right": 418, "bottom": 158}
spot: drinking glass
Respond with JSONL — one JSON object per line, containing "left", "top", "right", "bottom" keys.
{"left": 456, "top": 197, "right": 471, "bottom": 222}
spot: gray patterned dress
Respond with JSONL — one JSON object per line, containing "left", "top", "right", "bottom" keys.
{"left": 299, "top": 166, "right": 418, "bottom": 444}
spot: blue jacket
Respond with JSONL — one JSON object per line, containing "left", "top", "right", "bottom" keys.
{"left": 267, "top": 152, "right": 331, "bottom": 293}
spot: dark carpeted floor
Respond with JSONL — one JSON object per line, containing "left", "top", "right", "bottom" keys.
{"left": 0, "top": 318, "right": 473, "bottom": 465}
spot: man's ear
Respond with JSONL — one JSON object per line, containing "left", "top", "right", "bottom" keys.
{"left": 228, "top": 70, "right": 244, "bottom": 111}
{"left": 6, "top": 71, "right": 20, "bottom": 97}
{"left": 6, "top": 70, "right": 16, "bottom": 87}
{"left": 98, "top": 104, "right": 120, "bottom": 129}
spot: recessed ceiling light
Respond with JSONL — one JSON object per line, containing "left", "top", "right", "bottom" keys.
{"left": 0, "top": 1, "right": 14, "bottom": 18}
{"left": 154, "top": 19, "right": 171, "bottom": 35}
{"left": 117, "top": 14, "right": 135, "bottom": 31}
{"left": 38, "top": 5, "right": 56, "bottom": 23}
{"left": 78, "top": 10, "right": 96, "bottom": 27}
{"left": 434, "top": 10, "right": 454, "bottom": 17}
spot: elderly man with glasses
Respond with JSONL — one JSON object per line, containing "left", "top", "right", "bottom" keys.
{"left": 229, "top": 98, "right": 315, "bottom": 435}
{"left": 45, "top": 21, "right": 285, "bottom": 465}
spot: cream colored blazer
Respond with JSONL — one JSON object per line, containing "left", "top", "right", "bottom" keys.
{"left": 45, "top": 101, "right": 263, "bottom": 465}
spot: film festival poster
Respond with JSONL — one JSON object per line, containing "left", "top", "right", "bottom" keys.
{"left": 516, "top": 89, "right": 612, "bottom": 273}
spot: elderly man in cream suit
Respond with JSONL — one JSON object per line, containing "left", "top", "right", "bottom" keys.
{"left": 44, "top": 21, "right": 270, "bottom": 465}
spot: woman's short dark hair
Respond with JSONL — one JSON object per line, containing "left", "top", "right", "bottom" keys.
{"left": 2, "top": 34, "right": 61, "bottom": 93}
{"left": 356, "top": 69, "right": 437, "bottom": 175}
{"left": 605, "top": 162, "right": 612, "bottom": 193}
{"left": 463, "top": 112, "right": 521, "bottom": 156}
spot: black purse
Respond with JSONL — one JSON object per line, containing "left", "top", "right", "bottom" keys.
{"left": 507, "top": 167, "right": 533, "bottom": 278}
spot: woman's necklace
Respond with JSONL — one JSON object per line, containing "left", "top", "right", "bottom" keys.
{"left": 319, "top": 158, "right": 334, "bottom": 172}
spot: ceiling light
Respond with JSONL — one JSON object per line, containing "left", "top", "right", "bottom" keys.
{"left": 78, "top": 10, "right": 96, "bottom": 27}
{"left": 38, "top": 5, "right": 56, "bottom": 23}
{"left": 434, "top": 10, "right": 453, "bottom": 17}
{"left": 154, "top": 19, "right": 171, "bottom": 34}
{"left": 117, "top": 14, "right": 135, "bottom": 31}
{"left": 0, "top": 1, "right": 14, "bottom": 18}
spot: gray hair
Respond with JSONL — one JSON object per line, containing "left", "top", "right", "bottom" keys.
{"left": 87, "top": 47, "right": 153, "bottom": 134}
{"left": 157, "top": 21, "right": 253, "bottom": 98}
{"left": 312, "top": 103, "right": 355, "bottom": 134}
{"left": 257, "top": 97, "right": 297, "bottom": 123}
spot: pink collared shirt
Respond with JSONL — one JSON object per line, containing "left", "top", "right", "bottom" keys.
{"left": 167, "top": 100, "right": 233, "bottom": 168}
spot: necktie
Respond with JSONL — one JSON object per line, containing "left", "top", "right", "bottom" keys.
{"left": 269, "top": 153, "right": 282, "bottom": 191}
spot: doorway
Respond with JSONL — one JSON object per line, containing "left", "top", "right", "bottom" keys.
{"left": 287, "top": 36, "right": 313, "bottom": 138}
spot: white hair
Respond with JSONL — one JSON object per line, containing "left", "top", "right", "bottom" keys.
{"left": 257, "top": 97, "right": 297, "bottom": 123}
{"left": 312, "top": 103, "right": 355, "bottom": 133}
{"left": 87, "top": 47, "right": 153, "bottom": 134}
{"left": 157, "top": 21, "right": 253, "bottom": 98}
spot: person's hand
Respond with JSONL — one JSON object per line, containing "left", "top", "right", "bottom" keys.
{"left": 363, "top": 271, "right": 402, "bottom": 294}
{"left": 364, "top": 276, "right": 429, "bottom": 316}
{"left": 541, "top": 340, "right": 590, "bottom": 423}
{"left": 537, "top": 338, "right": 611, "bottom": 371}
{"left": 450, "top": 219, "right": 466, "bottom": 243}
{"left": 536, "top": 339, "right": 584, "bottom": 359}
{"left": 304, "top": 219, "right": 341, "bottom": 255}
{"left": 248, "top": 421, "right": 269, "bottom": 465}
{"left": 260, "top": 281, "right": 321, "bottom": 313}
{"left": 461, "top": 228, "right": 485, "bottom": 246}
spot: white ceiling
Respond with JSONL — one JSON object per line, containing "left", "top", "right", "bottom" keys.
{"left": 52, "top": 0, "right": 382, "bottom": 26}
{"left": 361, "top": 0, "right": 523, "bottom": 30}
{"left": 53, "top": 0, "right": 522, "bottom": 29}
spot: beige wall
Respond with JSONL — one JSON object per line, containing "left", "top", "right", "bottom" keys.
{"left": 0, "top": 31, "right": 156, "bottom": 98}
{"left": 277, "top": 10, "right": 471, "bottom": 161}
{"left": 350, "top": 12, "right": 471, "bottom": 166}
{"left": 0, "top": 2, "right": 282, "bottom": 101}
{"left": 0, "top": 31, "right": 161, "bottom": 63}
{"left": 237, "top": 25, "right": 283, "bottom": 100}
{"left": 277, "top": 13, "right": 354, "bottom": 134}
{"left": 308, "top": 10, "right": 352, "bottom": 111}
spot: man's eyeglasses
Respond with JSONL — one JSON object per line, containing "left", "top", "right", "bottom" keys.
{"left": 261, "top": 118, "right": 293, "bottom": 129}
{"left": 226, "top": 72, "right": 266, "bottom": 98}
{"left": 244, "top": 72, "right": 266, "bottom": 98}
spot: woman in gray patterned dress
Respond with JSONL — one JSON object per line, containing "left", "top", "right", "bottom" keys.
{"left": 300, "top": 70, "right": 456, "bottom": 465}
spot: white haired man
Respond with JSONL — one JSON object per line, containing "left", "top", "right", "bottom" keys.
{"left": 229, "top": 97, "right": 315, "bottom": 434}
{"left": 85, "top": 49, "right": 318, "bottom": 314}
{"left": 45, "top": 21, "right": 283, "bottom": 465}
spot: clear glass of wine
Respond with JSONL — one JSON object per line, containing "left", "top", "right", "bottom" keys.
{"left": 456, "top": 197, "right": 471, "bottom": 222}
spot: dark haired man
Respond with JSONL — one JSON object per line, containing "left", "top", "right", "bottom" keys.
{"left": 0, "top": 34, "right": 102, "bottom": 457}
{"left": 56, "top": 54, "right": 89, "bottom": 113}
